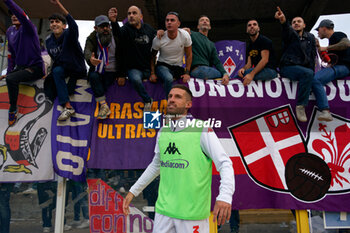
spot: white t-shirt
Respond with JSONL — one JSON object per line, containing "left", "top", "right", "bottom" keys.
{"left": 152, "top": 28, "right": 192, "bottom": 67}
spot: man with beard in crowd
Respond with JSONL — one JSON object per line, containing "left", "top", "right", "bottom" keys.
{"left": 84, "top": 15, "right": 125, "bottom": 119}
{"left": 238, "top": 19, "right": 277, "bottom": 86}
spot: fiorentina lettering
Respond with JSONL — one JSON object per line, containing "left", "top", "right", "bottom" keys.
{"left": 188, "top": 78, "right": 350, "bottom": 101}
{"left": 160, "top": 159, "right": 189, "bottom": 169}
{"left": 55, "top": 81, "right": 92, "bottom": 178}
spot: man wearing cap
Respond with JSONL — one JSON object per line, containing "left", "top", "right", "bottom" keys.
{"left": 275, "top": 7, "right": 316, "bottom": 122}
{"left": 1, "top": 0, "right": 44, "bottom": 126}
{"left": 150, "top": 12, "right": 192, "bottom": 99}
{"left": 84, "top": 15, "right": 124, "bottom": 119}
{"left": 108, "top": 6, "right": 156, "bottom": 112}
{"left": 312, "top": 19, "right": 350, "bottom": 121}
{"left": 237, "top": 19, "right": 278, "bottom": 86}
{"left": 45, "top": 0, "right": 86, "bottom": 121}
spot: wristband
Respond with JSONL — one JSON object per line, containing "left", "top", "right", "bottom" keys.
{"left": 184, "top": 70, "right": 190, "bottom": 75}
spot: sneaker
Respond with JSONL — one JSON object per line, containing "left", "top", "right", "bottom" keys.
{"left": 296, "top": 105, "right": 307, "bottom": 122}
{"left": 76, "top": 219, "right": 89, "bottom": 229}
{"left": 97, "top": 104, "right": 111, "bottom": 119}
{"left": 58, "top": 107, "right": 75, "bottom": 121}
{"left": 69, "top": 220, "right": 81, "bottom": 227}
{"left": 43, "top": 227, "right": 51, "bottom": 232}
{"left": 22, "top": 187, "right": 37, "bottom": 194}
{"left": 318, "top": 110, "right": 333, "bottom": 122}
{"left": 64, "top": 224, "right": 72, "bottom": 231}
{"left": 143, "top": 99, "right": 153, "bottom": 112}
{"left": 8, "top": 110, "right": 17, "bottom": 126}
{"left": 119, "top": 187, "right": 126, "bottom": 193}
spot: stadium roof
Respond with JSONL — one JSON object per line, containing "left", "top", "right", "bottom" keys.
{"left": 0, "top": 0, "right": 349, "bottom": 56}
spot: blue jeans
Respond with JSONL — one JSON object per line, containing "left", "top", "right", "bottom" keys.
{"left": 88, "top": 71, "right": 116, "bottom": 102}
{"left": 0, "top": 184, "right": 13, "bottom": 233}
{"left": 52, "top": 66, "right": 70, "bottom": 105}
{"left": 190, "top": 66, "right": 222, "bottom": 79}
{"left": 37, "top": 182, "right": 57, "bottom": 228}
{"left": 127, "top": 69, "right": 152, "bottom": 103}
{"left": 312, "top": 65, "right": 350, "bottom": 110}
{"left": 244, "top": 67, "right": 278, "bottom": 80}
{"left": 280, "top": 65, "right": 314, "bottom": 106}
{"left": 68, "top": 180, "right": 89, "bottom": 221}
{"left": 156, "top": 65, "right": 176, "bottom": 99}
{"left": 230, "top": 210, "right": 240, "bottom": 232}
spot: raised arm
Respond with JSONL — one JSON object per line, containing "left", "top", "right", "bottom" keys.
{"left": 4, "top": 0, "right": 36, "bottom": 34}
{"left": 108, "top": 7, "right": 123, "bottom": 39}
{"left": 274, "top": 6, "right": 286, "bottom": 24}
{"left": 49, "top": 0, "right": 68, "bottom": 16}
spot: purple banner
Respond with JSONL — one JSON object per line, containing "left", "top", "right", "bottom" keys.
{"left": 88, "top": 40, "right": 350, "bottom": 211}
{"left": 89, "top": 81, "right": 166, "bottom": 169}
{"left": 51, "top": 79, "right": 95, "bottom": 182}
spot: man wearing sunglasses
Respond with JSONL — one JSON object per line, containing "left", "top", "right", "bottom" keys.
{"left": 84, "top": 15, "right": 125, "bottom": 119}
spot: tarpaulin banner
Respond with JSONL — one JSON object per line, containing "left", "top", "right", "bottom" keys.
{"left": 0, "top": 80, "right": 54, "bottom": 182}
{"left": 88, "top": 179, "right": 153, "bottom": 233}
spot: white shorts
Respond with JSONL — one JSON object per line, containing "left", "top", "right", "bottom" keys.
{"left": 153, "top": 213, "right": 209, "bottom": 233}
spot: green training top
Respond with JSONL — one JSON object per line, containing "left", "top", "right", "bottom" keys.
{"left": 156, "top": 122, "right": 212, "bottom": 220}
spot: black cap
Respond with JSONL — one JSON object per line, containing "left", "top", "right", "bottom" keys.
{"left": 315, "top": 19, "right": 334, "bottom": 31}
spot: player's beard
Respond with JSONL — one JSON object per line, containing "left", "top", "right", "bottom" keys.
{"left": 98, "top": 32, "right": 112, "bottom": 47}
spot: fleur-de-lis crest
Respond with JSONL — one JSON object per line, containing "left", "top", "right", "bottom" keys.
{"left": 312, "top": 123, "right": 350, "bottom": 187}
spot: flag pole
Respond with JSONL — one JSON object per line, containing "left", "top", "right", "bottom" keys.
{"left": 54, "top": 176, "right": 67, "bottom": 233}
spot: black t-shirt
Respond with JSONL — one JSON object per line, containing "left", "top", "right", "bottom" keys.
{"left": 247, "top": 34, "right": 277, "bottom": 69}
{"left": 120, "top": 22, "right": 156, "bottom": 71}
{"left": 329, "top": 32, "right": 350, "bottom": 69}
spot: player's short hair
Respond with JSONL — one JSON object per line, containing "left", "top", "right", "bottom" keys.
{"left": 167, "top": 11, "right": 180, "bottom": 22}
{"left": 198, "top": 15, "right": 210, "bottom": 22}
{"left": 247, "top": 19, "right": 259, "bottom": 26}
{"left": 171, "top": 84, "right": 193, "bottom": 100}
{"left": 49, "top": 13, "right": 66, "bottom": 25}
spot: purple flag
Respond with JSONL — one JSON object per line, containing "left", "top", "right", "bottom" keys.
{"left": 51, "top": 79, "right": 95, "bottom": 182}
{"left": 215, "top": 40, "right": 246, "bottom": 78}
